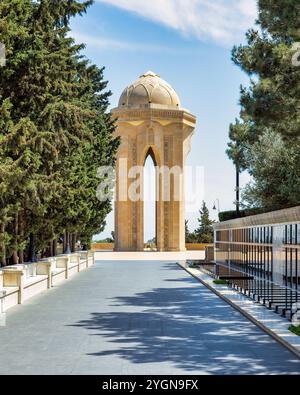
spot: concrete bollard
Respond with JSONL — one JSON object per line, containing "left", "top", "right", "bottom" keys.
{"left": 0, "top": 270, "right": 5, "bottom": 314}
{"left": 0, "top": 291, "right": 6, "bottom": 314}
{"left": 80, "top": 251, "right": 88, "bottom": 260}
{"left": 80, "top": 251, "right": 88, "bottom": 268}
{"left": 2, "top": 268, "right": 25, "bottom": 304}
{"left": 87, "top": 251, "right": 95, "bottom": 267}
{"left": 36, "top": 259, "right": 55, "bottom": 289}
{"left": 0, "top": 272, "right": 6, "bottom": 313}
{"left": 25, "top": 262, "right": 37, "bottom": 278}
{"left": 0, "top": 270, "right": 3, "bottom": 289}
{"left": 69, "top": 253, "right": 80, "bottom": 272}
{"left": 56, "top": 255, "right": 70, "bottom": 279}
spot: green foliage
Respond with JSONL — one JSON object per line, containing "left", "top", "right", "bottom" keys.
{"left": 218, "top": 207, "right": 273, "bottom": 222}
{"left": 243, "top": 131, "right": 300, "bottom": 209}
{"left": 227, "top": 0, "right": 300, "bottom": 210}
{"left": 94, "top": 232, "right": 115, "bottom": 244}
{"left": 185, "top": 202, "right": 214, "bottom": 244}
{"left": 194, "top": 201, "right": 214, "bottom": 244}
{"left": 188, "top": 261, "right": 200, "bottom": 269}
{"left": 185, "top": 220, "right": 197, "bottom": 243}
{"left": 213, "top": 280, "right": 229, "bottom": 285}
{"left": 0, "top": 0, "right": 119, "bottom": 264}
{"left": 289, "top": 325, "right": 300, "bottom": 336}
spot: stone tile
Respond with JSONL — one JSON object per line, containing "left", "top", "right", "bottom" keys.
{"left": 0, "top": 260, "right": 299, "bottom": 375}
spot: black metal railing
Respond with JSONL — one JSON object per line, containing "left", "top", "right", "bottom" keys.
{"left": 214, "top": 261, "right": 299, "bottom": 320}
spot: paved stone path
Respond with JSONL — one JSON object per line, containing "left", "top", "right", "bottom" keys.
{"left": 0, "top": 260, "right": 299, "bottom": 375}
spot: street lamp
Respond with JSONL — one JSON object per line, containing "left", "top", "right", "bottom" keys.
{"left": 213, "top": 199, "right": 220, "bottom": 213}
{"left": 236, "top": 165, "right": 240, "bottom": 215}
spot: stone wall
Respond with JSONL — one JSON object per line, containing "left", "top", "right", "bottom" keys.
{"left": 214, "top": 205, "right": 300, "bottom": 230}
{"left": 0, "top": 251, "right": 95, "bottom": 314}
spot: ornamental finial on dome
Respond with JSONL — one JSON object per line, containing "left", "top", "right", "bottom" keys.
{"left": 140, "top": 70, "right": 160, "bottom": 78}
{"left": 118, "top": 71, "right": 180, "bottom": 108}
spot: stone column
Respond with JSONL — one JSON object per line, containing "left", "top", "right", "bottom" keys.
{"left": 113, "top": 106, "right": 196, "bottom": 252}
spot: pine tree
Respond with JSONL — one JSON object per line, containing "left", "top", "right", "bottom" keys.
{"left": 194, "top": 202, "right": 214, "bottom": 244}
{"left": 242, "top": 131, "right": 300, "bottom": 209}
{"left": 185, "top": 220, "right": 197, "bottom": 243}
{"left": 185, "top": 220, "right": 190, "bottom": 243}
{"left": 227, "top": 0, "right": 300, "bottom": 209}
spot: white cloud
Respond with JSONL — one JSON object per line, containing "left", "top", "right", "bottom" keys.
{"left": 72, "top": 31, "right": 190, "bottom": 53}
{"left": 96, "top": 0, "right": 258, "bottom": 46}
{"left": 72, "top": 32, "right": 138, "bottom": 50}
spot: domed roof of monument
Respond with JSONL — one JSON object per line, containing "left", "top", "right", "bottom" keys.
{"left": 118, "top": 71, "right": 181, "bottom": 108}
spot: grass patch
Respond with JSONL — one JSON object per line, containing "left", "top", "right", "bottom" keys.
{"left": 289, "top": 325, "right": 300, "bottom": 336}
{"left": 213, "top": 279, "right": 229, "bottom": 285}
{"left": 188, "top": 263, "right": 200, "bottom": 269}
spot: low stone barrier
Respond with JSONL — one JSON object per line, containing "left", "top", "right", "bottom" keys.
{"left": 186, "top": 243, "right": 213, "bottom": 251}
{"left": 0, "top": 251, "right": 95, "bottom": 313}
{"left": 92, "top": 243, "right": 213, "bottom": 251}
{"left": 92, "top": 243, "right": 114, "bottom": 251}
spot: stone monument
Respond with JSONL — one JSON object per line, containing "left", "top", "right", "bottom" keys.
{"left": 112, "top": 71, "right": 196, "bottom": 251}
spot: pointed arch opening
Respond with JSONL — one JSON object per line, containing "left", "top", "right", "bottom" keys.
{"left": 143, "top": 148, "right": 157, "bottom": 251}
{"left": 143, "top": 146, "right": 158, "bottom": 167}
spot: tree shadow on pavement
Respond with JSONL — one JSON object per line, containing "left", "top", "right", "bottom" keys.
{"left": 70, "top": 263, "right": 300, "bottom": 375}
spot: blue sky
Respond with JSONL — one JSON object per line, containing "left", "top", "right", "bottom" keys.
{"left": 70, "top": 0, "right": 257, "bottom": 241}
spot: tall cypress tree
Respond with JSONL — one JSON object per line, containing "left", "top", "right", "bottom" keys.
{"left": 0, "top": 0, "right": 119, "bottom": 264}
